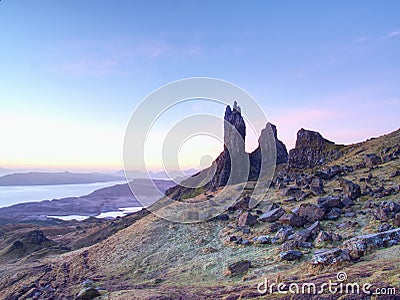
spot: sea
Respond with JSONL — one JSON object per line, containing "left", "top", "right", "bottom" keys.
{"left": 0, "top": 180, "right": 142, "bottom": 220}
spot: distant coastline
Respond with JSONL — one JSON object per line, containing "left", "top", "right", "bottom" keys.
{"left": 0, "top": 171, "right": 124, "bottom": 186}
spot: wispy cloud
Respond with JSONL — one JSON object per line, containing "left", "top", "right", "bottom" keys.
{"left": 381, "top": 31, "right": 400, "bottom": 40}
{"left": 47, "top": 38, "right": 203, "bottom": 76}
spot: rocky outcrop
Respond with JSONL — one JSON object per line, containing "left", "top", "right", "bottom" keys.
{"left": 166, "top": 103, "right": 288, "bottom": 198}
{"left": 288, "top": 129, "right": 343, "bottom": 169}
{"left": 208, "top": 103, "right": 248, "bottom": 190}
{"left": 311, "top": 248, "right": 351, "bottom": 266}
{"left": 344, "top": 228, "right": 400, "bottom": 259}
{"left": 249, "top": 123, "right": 288, "bottom": 180}
{"left": 312, "top": 227, "right": 400, "bottom": 266}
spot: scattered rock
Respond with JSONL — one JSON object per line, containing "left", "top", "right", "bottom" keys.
{"left": 258, "top": 207, "right": 285, "bottom": 222}
{"left": 282, "top": 186, "right": 302, "bottom": 199}
{"left": 343, "top": 227, "right": 400, "bottom": 259}
{"left": 311, "top": 248, "right": 351, "bottom": 266}
{"left": 341, "top": 197, "right": 354, "bottom": 208}
{"left": 298, "top": 203, "right": 326, "bottom": 222}
{"left": 237, "top": 211, "right": 258, "bottom": 227}
{"left": 76, "top": 281, "right": 100, "bottom": 300}
{"left": 310, "top": 177, "right": 325, "bottom": 195}
{"left": 268, "top": 222, "right": 281, "bottom": 233}
{"left": 274, "top": 226, "right": 294, "bottom": 242}
{"left": 241, "top": 239, "right": 250, "bottom": 246}
{"left": 288, "top": 221, "right": 320, "bottom": 242}
{"left": 202, "top": 246, "right": 217, "bottom": 253}
{"left": 254, "top": 235, "right": 271, "bottom": 244}
{"left": 284, "top": 197, "right": 296, "bottom": 202}
{"left": 315, "top": 231, "right": 342, "bottom": 246}
{"left": 390, "top": 170, "right": 400, "bottom": 178}
{"left": 242, "top": 228, "right": 250, "bottom": 234}
{"left": 378, "top": 223, "right": 393, "bottom": 232}
{"left": 229, "top": 196, "right": 251, "bottom": 211}
{"left": 340, "top": 179, "right": 361, "bottom": 200}
{"left": 326, "top": 207, "right": 341, "bottom": 220}
{"left": 317, "top": 195, "right": 343, "bottom": 210}
{"left": 215, "top": 214, "right": 229, "bottom": 221}
{"left": 227, "top": 236, "right": 238, "bottom": 242}
{"left": 364, "top": 153, "right": 381, "bottom": 168}
{"left": 225, "top": 260, "right": 251, "bottom": 276}
{"left": 280, "top": 250, "right": 303, "bottom": 261}
{"left": 279, "top": 213, "right": 307, "bottom": 227}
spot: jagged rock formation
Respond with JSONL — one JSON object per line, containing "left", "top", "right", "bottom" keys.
{"left": 166, "top": 102, "right": 288, "bottom": 198}
{"left": 287, "top": 128, "right": 344, "bottom": 170}
{"left": 207, "top": 103, "right": 248, "bottom": 190}
{"left": 249, "top": 123, "right": 288, "bottom": 180}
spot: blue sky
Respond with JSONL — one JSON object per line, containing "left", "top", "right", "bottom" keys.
{"left": 1, "top": 1, "right": 399, "bottom": 171}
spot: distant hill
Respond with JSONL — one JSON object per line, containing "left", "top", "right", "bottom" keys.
{"left": 0, "top": 167, "right": 13, "bottom": 176}
{"left": 116, "top": 169, "right": 198, "bottom": 181}
{"left": 0, "top": 178, "right": 175, "bottom": 223}
{"left": 0, "top": 171, "right": 124, "bottom": 186}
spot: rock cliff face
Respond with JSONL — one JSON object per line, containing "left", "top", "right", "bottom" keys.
{"left": 208, "top": 102, "right": 248, "bottom": 190}
{"left": 166, "top": 102, "right": 288, "bottom": 198}
{"left": 287, "top": 129, "right": 343, "bottom": 170}
{"left": 249, "top": 123, "right": 288, "bottom": 180}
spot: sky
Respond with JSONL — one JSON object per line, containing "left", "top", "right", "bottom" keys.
{"left": 0, "top": 1, "right": 399, "bottom": 172}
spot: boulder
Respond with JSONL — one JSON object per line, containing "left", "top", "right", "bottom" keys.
{"left": 343, "top": 227, "right": 400, "bottom": 259}
{"left": 215, "top": 214, "right": 229, "bottom": 221}
{"left": 341, "top": 197, "right": 354, "bottom": 208}
{"left": 316, "top": 165, "right": 343, "bottom": 180}
{"left": 282, "top": 186, "right": 302, "bottom": 198}
{"left": 298, "top": 203, "right": 326, "bottom": 222}
{"left": 311, "top": 248, "right": 351, "bottom": 266}
{"left": 229, "top": 196, "right": 251, "bottom": 211}
{"left": 76, "top": 287, "right": 100, "bottom": 300}
{"left": 326, "top": 207, "right": 342, "bottom": 220}
{"left": 280, "top": 250, "right": 303, "bottom": 261}
{"left": 237, "top": 211, "right": 258, "bottom": 227}
{"left": 364, "top": 153, "right": 381, "bottom": 168}
{"left": 310, "top": 177, "right": 325, "bottom": 195}
{"left": 395, "top": 213, "right": 400, "bottom": 227}
{"left": 274, "top": 226, "right": 294, "bottom": 242}
{"left": 279, "top": 213, "right": 307, "bottom": 228}
{"left": 288, "top": 221, "right": 320, "bottom": 242}
{"left": 254, "top": 235, "right": 271, "bottom": 244}
{"left": 225, "top": 260, "right": 251, "bottom": 276}
{"left": 340, "top": 179, "right": 361, "bottom": 200}
{"left": 258, "top": 207, "right": 285, "bottom": 222}
{"left": 317, "top": 195, "right": 343, "bottom": 210}
{"left": 315, "top": 231, "right": 342, "bottom": 246}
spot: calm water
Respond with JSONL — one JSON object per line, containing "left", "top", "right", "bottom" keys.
{"left": 0, "top": 180, "right": 126, "bottom": 208}
{"left": 48, "top": 207, "right": 143, "bottom": 221}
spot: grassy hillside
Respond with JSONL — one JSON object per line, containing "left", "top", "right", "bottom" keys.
{"left": 0, "top": 129, "right": 399, "bottom": 299}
